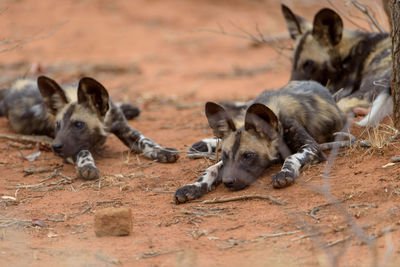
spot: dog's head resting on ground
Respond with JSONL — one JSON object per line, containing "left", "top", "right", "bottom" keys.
{"left": 38, "top": 76, "right": 109, "bottom": 160}
{"left": 205, "top": 102, "right": 282, "bottom": 190}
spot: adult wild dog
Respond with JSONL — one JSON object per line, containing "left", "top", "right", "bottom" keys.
{"left": 2, "top": 76, "right": 179, "bottom": 180}
{"left": 174, "top": 81, "right": 345, "bottom": 203}
{"left": 281, "top": 4, "right": 392, "bottom": 127}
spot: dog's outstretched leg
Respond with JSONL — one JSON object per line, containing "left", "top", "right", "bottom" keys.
{"left": 174, "top": 161, "right": 223, "bottom": 204}
{"left": 108, "top": 104, "right": 179, "bottom": 163}
{"left": 272, "top": 118, "right": 325, "bottom": 188}
{"left": 75, "top": 150, "right": 100, "bottom": 180}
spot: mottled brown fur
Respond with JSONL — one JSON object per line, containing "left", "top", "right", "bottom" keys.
{"left": 174, "top": 81, "right": 346, "bottom": 202}
{"left": 2, "top": 76, "right": 178, "bottom": 179}
{"left": 282, "top": 5, "right": 391, "bottom": 114}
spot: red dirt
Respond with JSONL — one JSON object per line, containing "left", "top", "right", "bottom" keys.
{"left": 0, "top": 0, "right": 399, "bottom": 266}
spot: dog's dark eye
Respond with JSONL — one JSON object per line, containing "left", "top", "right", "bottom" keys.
{"left": 303, "top": 60, "right": 315, "bottom": 71}
{"left": 55, "top": 121, "right": 61, "bottom": 131}
{"left": 242, "top": 152, "right": 257, "bottom": 162}
{"left": 74, "top": 121, "right": 85, "bottom": 129}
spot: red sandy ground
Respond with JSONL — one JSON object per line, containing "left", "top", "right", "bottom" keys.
{"left": 0, "top": 0, "right": 399, "bottom": 266}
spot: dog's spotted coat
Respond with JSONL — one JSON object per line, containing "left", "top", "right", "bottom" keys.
{"left": 1, "top": 76, "right": 179, "bottom": 180}
{"left": 175, "top": 81, "right": 345, "bottom": 203}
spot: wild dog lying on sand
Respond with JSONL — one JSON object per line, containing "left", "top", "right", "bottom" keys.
{"left": 2, "top": 76, "right": 179, "bottom": 180}
{"left": 174, "top": 81, "right": 346, "bottom": 203}
{"left": 281, "top": 4, "right": 392, "bottom": 127}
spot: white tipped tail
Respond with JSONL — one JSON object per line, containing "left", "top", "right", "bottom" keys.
{"left": 356, "top": 92, "right": 393, "bottom": 127}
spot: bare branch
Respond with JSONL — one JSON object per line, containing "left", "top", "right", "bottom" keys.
{"left": 195, "top": 21, "right": 292, "bottom": 59}
{"left": 349, "top": 0, "right": 385, "bottom": 33}
{"left": 326, "top": 0, "right": 369, "bottom": 31}
{"left": 0, "top": 21, "right": 66, "bottom": 53}
{"left": 135, "top": 249, "right": 184, "bottom": 260}
{"left": 258, "top": 230, "right": 301, "bottom": 238}
{"left": 200, "top": 194, "right": 286, "bottom": 206}
{"left": 309, "top": 196, "right": 353, "bottom": 220}
{"left": 0, "top": 133, "right": 52, "bottom": 146}
{"left": 325, "top": 235, "right": 352, "bottom": 248}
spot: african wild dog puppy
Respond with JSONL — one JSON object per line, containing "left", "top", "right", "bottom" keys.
{"left": 174, "top": 81, "right": 346, "bottom": 203}
{"left": 1, "top": 76, "right": 179, "bottom": 180}
{"left": 281, "top": 4, "right": 392, "bottom": 127}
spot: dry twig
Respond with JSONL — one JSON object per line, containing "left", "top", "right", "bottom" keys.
{"left": 349, "top": 203, "right": 378, "bottom": 209}
{"left": 327, "top": 0, "right": 369, "bottom": 31}
{"left": 0, "top": 134, "right": 52, "bottom": 147}
{"left": 196, "top": 22, "right": 292, "bottom": 59}
{"left": 68, "top": 205, "right": 92, "bottom": 219}
{"left": 325, "top": 235, "right": 352, "bottom": 248}
{"left": 258, "top": 230, "right": 301, "bottom": 239}
{"left": 309, "top": 196, "right": 353, "bottom": 220}
{"left": 200, "top": 194, "right": 286, "bottom": 206}
{"left": 135, "top": 249, "right": 184, "bottom": 260}
{"left": 291, "top": 225, "right": 347, "bottom": 242}
{"left": 0, "top": 22, "right": 65, "bottom": 53}
{"left": 349, "top": 0, "right": 384, "bottom": 33}
{"left": 23, "top": 166, "right": 53, "bottom": 177}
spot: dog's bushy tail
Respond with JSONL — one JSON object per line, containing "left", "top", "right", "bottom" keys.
{"left": 356, "top": 91, "right": 393, "bottom": 127}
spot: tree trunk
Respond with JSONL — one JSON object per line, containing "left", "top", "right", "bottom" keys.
{"left": 391, "top": 1, "right": 400, "bottom": 129}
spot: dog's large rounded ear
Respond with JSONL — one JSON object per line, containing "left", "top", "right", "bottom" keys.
{"left": 312, "top": 8, "right": 343, "bottom": 46}
{"left": 245, "top": 103, "right": 279, "bottom": 138}
{"left": 205, "top": 102, "right": 236, "bottom": 139}
{"left": 37, "top": 76, "right": 68, "bottom": 115}
{"left": 281, "top": 4, "right": 311, "bottom": 40}
{"left": 77, "top": 77, "right": 109, "bottom": 117}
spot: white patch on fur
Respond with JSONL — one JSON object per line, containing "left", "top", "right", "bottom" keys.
{"left": 30, "top": 104, "right": 43, "bottom": 117}
{"left": 201, "top": 138, "right": 220, "bottom": 153}
{"left": 76, "top": 151, "right": 96, "bottom": 168}
{"left": 228, "top": 101, "right": 247, "bottom": 108}
{"left": 191, "top": 161, "right": 223, "bottom": 190}
{"left": 281, "top": 147, "right": 315, "bottom": 178}
{"left": 356, "top": 92, "right": 393, "bottom": 127}
{"left": 10, "top": 79, "right": 36, "bottom": 92}
{"left": 138, "top": 135, "right": 162, "bottom": 158}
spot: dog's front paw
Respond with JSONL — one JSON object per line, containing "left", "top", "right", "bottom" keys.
{"left": 272, "top": 171, "right": 295, "bottom": 189}
{"left": 77, "top": 165, "right": 100, "bottom": 180}
{"left": 188, "top": 139, "right": 219, "bottom": 159}
{"left": 154, "top": 147, "right": 179, "bottom": 163}
{"left": 189, "top": 138, "right": 219, "bottom": 153}
{"left": 173, "top": 184, "right": 207, "bottom": 204}
{"left": 190, "top": 141, "right": 211, "bottom": 153}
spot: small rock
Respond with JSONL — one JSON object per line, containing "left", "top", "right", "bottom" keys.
{"left": 94, "top": 207, "right": 132, "bottom": 237}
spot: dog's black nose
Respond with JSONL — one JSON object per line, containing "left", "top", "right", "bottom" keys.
{"left": 52, "top": 143, "right": 63, "bottom": 153}
{"left": 224, "top": 179, "right": 235, "bottom": 188}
